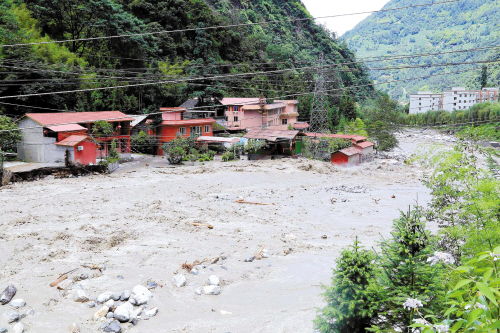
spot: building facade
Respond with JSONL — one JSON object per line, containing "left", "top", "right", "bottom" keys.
{"left": 409, "top": 87, "right": 499, "bottom": 114}
{"left": 154, "top": 107, "right": 216, "bottom": 155}
{"left": 17, "top": 111, "right": 134, "bottom": 164}
{"left": 222, "top": 97, "right": 301, "bottom": 130}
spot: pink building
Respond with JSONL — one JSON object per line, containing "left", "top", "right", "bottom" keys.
{"left": 222, "top": 97, "right": 302, "bottom": 131}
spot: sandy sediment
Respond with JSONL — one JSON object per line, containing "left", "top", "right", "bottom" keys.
{"left": 0, "top": 130, "right": 452, "bottom": 332}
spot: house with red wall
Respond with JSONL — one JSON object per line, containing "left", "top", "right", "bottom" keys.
{"left": 17, "top": 111, "right": 134, "bottom": 165}
{"left": 331, "top": 147, "right": 362, "bottom": 166}
{"left": 154, "top": 107, "right": 216, "bottom": 155}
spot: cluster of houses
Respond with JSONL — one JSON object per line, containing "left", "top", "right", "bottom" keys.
{"left": 15, "top": 96, "right": 374, "bottom": 167}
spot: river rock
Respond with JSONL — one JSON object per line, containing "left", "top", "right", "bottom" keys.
{"left": 194, "top": 264, "right": 205, "bottom": 270}
{"left": 0, "top": 326, "right": 7, "bottom": 333}
{"left": 127, "top": 297, "right": 137, "bottom": 306}
{"left": 0, "top": 285, "right": 16, "bottom": 305}
{"left": 106, "top": 312, "right": 114, "bottom": 319}
{"left": 68, "top": 323, "right": 80, "bottom": 333}
{"left": 132, "top": 285, "right": 151, "bottom": 298}
{"left": 103, "top": 320, "right": 121, "bottom": 333}
{"left": 2, "top": 311, "right": 19, "bottom": 323}
{"left": 119, "top": 290, "right": 130, "bottom": 301}
{"left": 113, "top": 303, "right": 133, "bottom": 323}
{"left": 203, "top": 286, "right": 221, "bottom": 295}
{"left": 208, "top": 275, "right": 219, "bottom": 286}
{"left": 12, "top": 323, "right": 23, "bottom": 333}
{"left": 73, "top": 290, "right": 89, "bottom": 303}
{"left": 104, "top": 300, "right": 114, "bottom": 308}
{"left": 93, "top": 306, "right": 109, "bottom": 321}
{"left": 190, "top": 269, "right": 198, "bottom": 276}
{"left": 57, "top": 280, "right": 73, "bottom": 290}
{"left": 111, "top": 293, "right": 120, "bottom": 301}
{"left": 194, "top": 287, "right": 202, "bottom": 295}
{"left": 173, "top": 274, "right": 186, "bottom": 287}
{"left": 96, "top": 292, "right": 113, "bottom": 304}
{"left": 130, "top": 307, "right": 142, "bottom": 320}
{"left": 9, "top": 299, "right": 25, "bottom": 309}
{"left": 87, "top": 301, "right": 96, "bottom": 308}
{"left": 145, "top": 307, "right": 158, "bottom": 318}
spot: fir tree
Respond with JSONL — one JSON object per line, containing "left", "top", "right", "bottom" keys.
{"left": 315, "top": 238, "right": 376, "bottom": 333}
{"left": 367, "top": 207, "right": 447, "bottom": 332}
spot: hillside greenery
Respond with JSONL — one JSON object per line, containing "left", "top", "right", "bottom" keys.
{"left": 343, "top": 0, "right": 500, "bottom": 101}
{"left": 0, "top": 0, "right": 376, "bottom": 121}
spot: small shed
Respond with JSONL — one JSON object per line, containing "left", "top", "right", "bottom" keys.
{"left": 54, "top": 135, "right": 97, "bottom": 165}
{"left": 354, "top": 141, "right": 375, "bottom": 162}
{"left": 331, "top": 147, "right": 361, "bottom": 166}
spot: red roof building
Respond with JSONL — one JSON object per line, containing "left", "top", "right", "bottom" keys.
{"left": 154, "top": 108, "right": 216, "bottom": 155}
{"left": 331, "top": 147, "right": 362, "bottom": 167}
{"left": 17, "top": 111, "right": 133, "bottom": 165}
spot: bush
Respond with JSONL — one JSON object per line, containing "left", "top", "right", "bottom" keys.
{"left": 131, "top": 131, "right": 158, "bottom": 154}
{"left": 107, "top": 139, "right": 120, "bottom": 162}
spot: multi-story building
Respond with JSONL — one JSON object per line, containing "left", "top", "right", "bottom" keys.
{"left": 409, "top": 92, "right": 443, "bottom": 114}
{"left": 409, "top": 87, "right": 499, "bottom": 114}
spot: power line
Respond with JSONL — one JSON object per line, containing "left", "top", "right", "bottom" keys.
{"left": 0, "top": 0, "right": 458, "bottom": 48}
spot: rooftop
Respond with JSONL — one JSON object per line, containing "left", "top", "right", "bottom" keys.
{"left": 220, "top": 98, "right": 260, "bottom": 106}
{"left": 54, "top": 135, "right": 92, "bottom": 147}
{"left": 244, "top": 129, "right": 301, "bottom": 142}
{"left": 47, "top": 124, "right": 87, "bottom": 132}
{"left": 355, "top": 141, "right": 375, "bottom": 148}
{"left": 339, "top": 147, "right": 361, "bottom": 156}
{"left": 161, "top": 118, "right": 216, "bottom": 126}
{"left": 293, "top": 122, "right": 310, "bottom": 129}
{"left": 305, "top": 133, "right": 367, "bottom": 142}
{"left": 25, "top": 111, "right": 134, "bottom": 126}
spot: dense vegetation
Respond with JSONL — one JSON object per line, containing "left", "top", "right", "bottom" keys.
{"left": 317, "top": 138, "right": 500, "bottom": 332}
{"left": 343, "top": 0, "right": 500, "bottom": 100}
{"left": 0, "top": 0, "right": 375, "bottom": 120}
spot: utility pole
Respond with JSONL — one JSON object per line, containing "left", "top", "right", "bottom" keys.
{"left": 309, "top": 53, "right": 330, "bottom": 133}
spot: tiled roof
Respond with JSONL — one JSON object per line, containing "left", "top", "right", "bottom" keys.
{"left": 26, "top": 112, "right": 134, "bottom": 126}
{"left": 47, "top": 124, "right": 87, "bottom": 132}
{"left": 242, "top": 103, "right": 286, "bottom": 111}
{"left": 356, "top": 141, "right": 375, "bottom": 148}
{"left": 339, "top": 147, "right": 361, "bottom": 156}
{"left": 244, "top": 129, "right": 300, "bottom": 141}
{"left": 54, "top": 135, "right": 92, "bottom": 147}
{"left": 161, "top": 118, "right": 216, "bottom": 126}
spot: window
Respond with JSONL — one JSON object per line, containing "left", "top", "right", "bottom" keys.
{"left": 419, "top": 103, "right": 421, "bottom": 106}
{"left": 464, "top": 94, "right": 467, "bottom": 97}
{"left": 454, "top": 97, "right": 457, "bottom": 100}
{"left": 224, "top": 116, "right": 228, "bottom": 121}
{"left": 233, "top": 106, "right": 239, "bottom": 112}
{"left": 190, "top": 126, "right": 202, "bottom": 136}
{"left": 282, "top": 118, "right": 287, "bottom": 125}
{"left": 178, "top": 127, "right": 187, "bottom": 135}
{"left": 459, "top": 94, "right": 462, "bottom": 97}
{"left": 204, "top": 125, "right": 211, "bottom": 133}
{"left": 233, "top": 116, "right": 239, "bottom": 122}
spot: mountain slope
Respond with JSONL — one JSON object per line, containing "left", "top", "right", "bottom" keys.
{"left": 0, "top": 0, "right": 374, "bottom": 119}
{"left": 343, "top": 0, "right": 500, "bottom": 100}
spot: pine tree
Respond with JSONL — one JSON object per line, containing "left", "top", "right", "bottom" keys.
{"left": 367, "top": 207, "right": 447, "bottom": 332}
{"left": 315, "top": 238, "right": 376, "bottom": 333}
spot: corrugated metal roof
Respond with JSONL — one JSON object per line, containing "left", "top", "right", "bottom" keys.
{"left": 54, "top": 135, "right": 92, "bottom": 147}
{"left": 242, "top": 103, "right": 285, "bottom": 110}
{"left": 197, "top": 136, "right": 240, "bottom": 143}
{"left": 356, "top": 141, "right": 375, "bottom": 148}
{"left": 127, "top": 115, "right": 147, "bottom": 127}
{"left": 274, "top": 100, "right": 299, "bottom": 105}
{"left": 47, "top": 124, "right": 87, "bottom": 132}
{"left": 26, "top": 111, "right": 134, "bottom": 126}
{"left": 220, "top": 98, "right": 259, "bottom": 106}
{"left": 293, "top": 122, "right": 309, "bottom": 129}
{"left": 179, "top": 99, "right": 199, "bottom": 109}
{"left": 161, "top": 118, "right": 216, "bottom": 126}
{"left": 339, "top": 147, "right": 361, "bottom": 156}
{"left": 244, "top": 129, "right": 300, "bottom": 142}
{"left": 305, "top": 133, "right": 367, "bottom": 142}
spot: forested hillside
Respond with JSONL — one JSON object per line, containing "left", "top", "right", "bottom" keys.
{"left": 343, "top": 0, "right": 500, "bottom": 100}
{"left": 0, "top": 0, "right": 375, "bottom": 119}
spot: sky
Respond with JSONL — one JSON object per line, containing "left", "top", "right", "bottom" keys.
{"left": 300, "top": 0, "right": 390, "bottom": 37}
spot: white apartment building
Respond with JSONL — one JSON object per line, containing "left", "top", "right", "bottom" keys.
{"left": 409, "top": 87, "right": 499, "bottom": 114}
{"left": 409, "top": 91, "right": 443, "bottom": 114}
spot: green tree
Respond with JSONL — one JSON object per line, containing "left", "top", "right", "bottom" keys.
{"left": 339, "top": 92, "right": 357, "bottom": 121}
{"left": 315, "top": 239, "right": 376, "bottom": 333}
{"left": 367, "top": 207, "right": 447, "bottom": 332}
{"left": 0, "top": 116, "right": 22, "bottom": 151}
{"left": 92, "top": 121, "right": 114, "bottom": 137}
{"left": 130, "top": 131, "right": 158, "bottom": 154}
{"left": 479, "top": 65, "right": 489, "bottom": 89}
